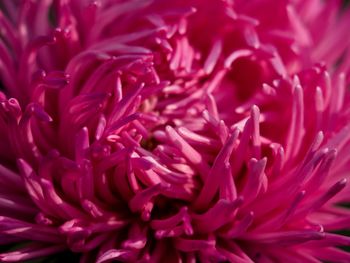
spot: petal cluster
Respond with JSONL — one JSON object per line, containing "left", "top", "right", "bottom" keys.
{"left": 1, "top": 0, "right": 350, "bottom": 262}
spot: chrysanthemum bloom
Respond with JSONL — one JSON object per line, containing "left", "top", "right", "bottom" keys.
{"left": 2, "top": 0, "right": 350, "bottom": 262}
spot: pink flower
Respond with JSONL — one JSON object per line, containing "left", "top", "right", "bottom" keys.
{"left": 1, "top": 0, "right": 350, "bottom": 262}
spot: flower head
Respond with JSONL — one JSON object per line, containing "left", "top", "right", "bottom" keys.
{"left": 1, "top": 0, "right": 350, "bottom": 262}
